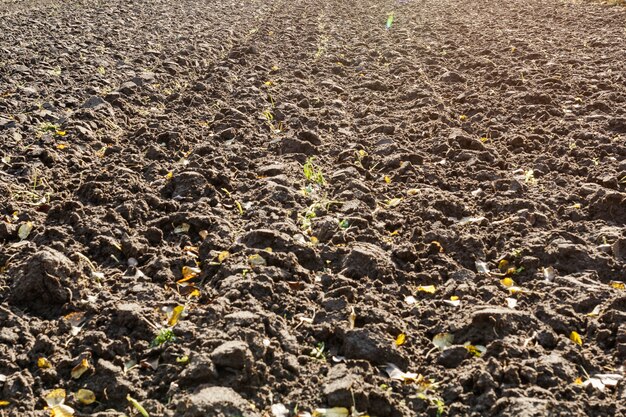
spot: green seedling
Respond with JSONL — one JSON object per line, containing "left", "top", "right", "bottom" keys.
{"left": 150, "top": 328, "right": 176, "bottom": 347}
{"left": 303, "top": 157, "right": 325, "bottom": 186}
{"left": 339, "top": 219, "right": 350, "bottom": 229}
{"left": 309, "top": 342, "right": 326, "bottom": 361}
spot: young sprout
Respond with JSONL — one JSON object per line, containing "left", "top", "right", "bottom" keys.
{"left": 303, "top": 157, "right": 326, "bottom": 186}
{"left": 150, "top": 328, "right": 176, "bottom": 347}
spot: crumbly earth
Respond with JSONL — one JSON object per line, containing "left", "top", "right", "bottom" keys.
{"left": 1, "top": 0, "right": 625, "bottom": 416}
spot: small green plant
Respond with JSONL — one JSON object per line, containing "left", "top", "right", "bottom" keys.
{"left": 303, "top": 157, "right": 325, "bottom": 186}
{"left": 309, "top": 342, "right": 326, "bottom": 360}
{"left": 150, "top": 328, "right": 176, "bottom": 347}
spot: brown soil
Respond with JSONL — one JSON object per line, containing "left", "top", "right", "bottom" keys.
{"left": 1, "top": 0, "right": 625, "bottom": 416}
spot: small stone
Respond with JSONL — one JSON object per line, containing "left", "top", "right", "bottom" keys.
{"left": 0, "top": 222, "right": 18, "bottom": 241}
{"left": 343, "top": 328, "right": 407, "bottom": 367}
{"left": 440, "top": 71, "right": 466, "bottom": 83}
{"left": 298, "top": 130, "right": 322, "bottom": 145}
{"left": 174, "top": 386, "right": 260, "bottom": 417}
{"left": 178, "top": 353, "right": 218, "bottom": 386}
{"left": 438, "top": 346, "right": 469, "bottom": 368}
{"left": 211, "top": 341, "right": 252, "bottom": 370}
{"left": 192, "top": 82, "right": 207, "bottom": 92}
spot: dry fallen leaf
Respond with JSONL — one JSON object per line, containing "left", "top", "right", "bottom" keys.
{"left": 417, "top": 285, "right": 436, "bottom": 294}
{"left": 18, "top": 221, "right": 33, "bottom": 240}
{"left": 44, "top": 389, "right": 74, "bottom": 417}
{"left": 248, "top": 254, "right": 266, "bottom": 267}
{"left": 475, "top": 261, "right": 489, "bottom": 273}
{"left": 582, "top": 373, "right": 623, "bottom": 391}
{"left": 217, "top": 251, "right": 230, "bottom": 263}
{"left": 404, "top": 295, "right": 417, "bottom": 305}
{"left": 498, "top": 260, "right": 510, "bottom": 272}
{"left": 464, "top": 342, "right": 487, "bottom": 357}
{"left": 570, "top": 331, "right": 583, "bottom": 346}
{"left": 37, "top": 357, "right": 52, "bottom": 369}
{"left": 71, "top": 358, "right": 90, "bottom": 379}
{"left": 173, "top": 223, "right": 190, "bottom": 234}
{"left": 505, "top": 298, "right": 518, "bottom": 309}
{"left": 75, "top": 389, "right": 96, "bottom": 405}
{"left": 543, "top": 266, "right": 556, "bottom": 281}
{"left": 385, "top": 197, "right": 402, "bottom": 208}
{"left": 500, "top": 277, "right": 515, "bottom": 287}
{"left": 395, "top": 333, "right": 406, "bottom": 346}
{"left": 271, "top": 403, "right": 290, "bottom": 417}
{"left": 444, "top": 295, "right": 461, "bottom": 307}
{"left": 384, "top": 363, "right": 420, "bottom": 382}
{"left": 586, "top": 305, "right": 601, "bottom": 317}
{"left": 609, "top": 281, "right": 625, "bottom": 290}
{"left": 432, "top": 333, "right": 454, "bottom": 350}
{"left": 166, "top": 305, "right": 185, "bottom": 327}
{"left": 178, "top": 266, "right": 201, "bottom": 283}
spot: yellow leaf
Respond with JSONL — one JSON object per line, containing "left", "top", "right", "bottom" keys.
{"left": 75, "top": 389, "right": 96, "bottom": 405}
{"left": 432, "top": 333, "right": 454, "bottom": 350}
{"left": 174, "top": 223, "right": 190, "bottom": 234}
{"left": 430, "top": 241, "right": 444, "bottom": 253}
{"left": 38, "top": 357, "right": 52, "bottom": 369}
{"left": 50, "top": 404, "right": 75, "bottom": 417}
{"left": 0, "top": 400, "right": 9, "bottom": 406}
{"left": 384, "top": 175, "right": 391, "bottom": 184}
{"left": 188, "top": 289, "right": 201, "bottom": 298}
{"left": 18, "top": 221, "right": 33, "bottom": 240}
{"left": 44, "top": 389, "right": 67, "bottom": 407}
{"left": 406, "top": 188, "right": 419, "bottom": 195}
{"left": 444, "top": 296, "right": 461, "bottom": 307}
{"left": 498, "top": 259, "right": 509, "bottom": 272}
{"left": 508, "top": 286, "right": 524, "bottom": 294}
{"left": 310, "top": 236, "right": 319, "bottom": 245}
{"left": 56, "top": 143, "right": 68, "bottom": 150}
{"left": 248, "top": 254, "right": 266, "bottom": 267}
{"left": 264, "top": 80, "right": 273, "bottom": 86}
{"left": 55, "top": 130, "right": 67, "bottom": 136}
{"left": 500, "top": 277, "right": 515, "bottom": 287}
{"left": 570, "top": 331, "right": 583, "bottom": 346}
{"left": 417, "top": 285, "right": 436, "bottom": 294}
{"left": 395, "top": 333, "right": 406, "bottom": 346}
{"left": 574, "top": 377, "right": 583, "bottom": 385}
{"left": 71, "top": 358, "right": 90, "bottom": 379}
{"left": 178, "top": 266, "right": 201, "bottom": 283}
{"left": 459, "top": 115, "right": 468, "bottom": 121}
{"left": 385, "top": 198, "right": 402, "bottom": 207}
{"left": 465, "top": 343, "right": 486, "bottom": 357}
{"left": 217, "top": 251, "right": 230, "bottom": 263}
{"left": 165, "top": 172, "right": 173, "bottom": 180}
{"left": 167, "top": 305, "right": 185, "bottom": 327}
{"left": 609, "top": 281, "right": 625, "bottom": 290}
{"left": 586, "top": 305, "right": 601, "bottom": 317}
